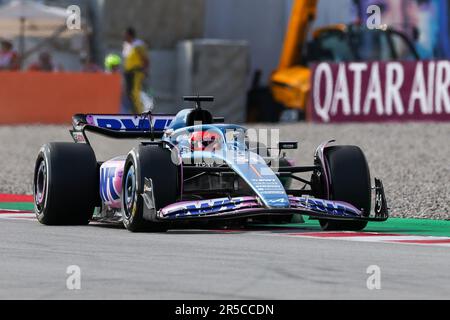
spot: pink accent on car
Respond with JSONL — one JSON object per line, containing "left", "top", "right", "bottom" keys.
{"left": 100, "top": 157, "right": 126, "bottom": 209}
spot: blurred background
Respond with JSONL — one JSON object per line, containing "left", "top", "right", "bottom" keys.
{"left": 0, "top": 0, "right": 449, "bottom": 123}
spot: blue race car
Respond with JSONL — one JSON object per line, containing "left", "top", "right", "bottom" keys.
{"left": 33, "top": 96, "right": 388, "bottom": 232}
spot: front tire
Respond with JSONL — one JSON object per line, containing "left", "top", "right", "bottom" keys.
{"left": 122, "top": 145, "right": 179, "bottom": 232}
{"left": 33, "top": 143, "right": 98, "bottom": 225}
{"left": 318, "top": 146, "right": 371, "bottom": 231}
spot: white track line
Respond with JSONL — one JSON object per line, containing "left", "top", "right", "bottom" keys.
{"left": 0, "top": 213, "right": 36, "bottom": 220}
{"left": 267, "top": 232, "right": 450, "bottom": 247}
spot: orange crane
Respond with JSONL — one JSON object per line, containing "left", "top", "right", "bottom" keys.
{"left": 270, "top": 0, "right": 419, "bottom": 115}
{"left": 270, "top": 0, "right": 318, "bottom": 112}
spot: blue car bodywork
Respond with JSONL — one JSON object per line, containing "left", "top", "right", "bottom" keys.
{"left": 70, "top": 97, "right": 389, "bottom": 225}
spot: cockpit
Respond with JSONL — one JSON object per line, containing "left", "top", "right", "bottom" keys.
{"left": 167, "top": 124, "right": 248, "bottom": 155}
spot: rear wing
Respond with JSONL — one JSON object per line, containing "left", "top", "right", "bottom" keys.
{"left": 70, "top": 112, "right": 225, "bottom": 144}
{"left": 71, "top": 113, "right": 176, "bottom": 143}
{"left": 71, "top": 96, "right": 223, "bottom": 144}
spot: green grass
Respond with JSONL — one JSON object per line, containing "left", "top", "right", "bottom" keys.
{"left": 259, "top": 217, "right": 450, "bottom": 237}
{"left": 0, "top": 202, "right": 34, "bottom": 211}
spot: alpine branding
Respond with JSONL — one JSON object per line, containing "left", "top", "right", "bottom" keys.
{"left": 267, "top": 198, "right": 288, "bottom": 204}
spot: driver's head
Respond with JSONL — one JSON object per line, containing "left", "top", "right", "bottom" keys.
{"left": 190, "top": 131, "right": 221, "bottom": 152}
{"left": 124, "top": 27, "right": 136, "bottom": 43}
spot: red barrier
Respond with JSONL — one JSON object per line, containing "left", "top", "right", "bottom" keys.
{"left": 307, "top": 60, "right": 450, "bottom": 123}
{"left": 0, "top": 72, "right": 121, "bottom": 124}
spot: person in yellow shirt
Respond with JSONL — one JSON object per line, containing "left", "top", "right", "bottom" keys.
{"left": 122, "top": 27, "right": 149, "bottom": 114}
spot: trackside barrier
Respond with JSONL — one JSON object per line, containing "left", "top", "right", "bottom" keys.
{"left": 307, "top": 60, "right": 450, "bottom": 123}
{"left": 0, "top": 72, "right": 121, "bottom": 124}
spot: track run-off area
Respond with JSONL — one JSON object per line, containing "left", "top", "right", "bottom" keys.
{"left": 2, "top": 194, "right": 450, "bottom": 247}
{"left": 0, "top": 193, "right": 449, "bottom": 299}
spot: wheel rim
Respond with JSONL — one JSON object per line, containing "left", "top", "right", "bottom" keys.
{"left": 124, "top": 165, "right": 136, "bottom": 219}
{"left": 34, "top": 159, "right": 47, "bottom": 212}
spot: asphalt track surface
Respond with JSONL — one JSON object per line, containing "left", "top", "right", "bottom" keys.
{"left": 0, "top": 217, "right": 449, "bottom": 300}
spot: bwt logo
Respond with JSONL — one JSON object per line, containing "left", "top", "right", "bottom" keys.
{"left": 185, "top": 199, "right": 236, "bottom": 215}
{"left": 303, "top": 198, "right": 358, "bottom": 216}
{"left": 66, "top": 5, "right": 81, "bottom": 31}
{"left": 94, "top": 117, "right": 173, "bottom": 131}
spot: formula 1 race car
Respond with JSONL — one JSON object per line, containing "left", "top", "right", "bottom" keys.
{"left": 33, "top": 96, "right": 388, "bottom": 232}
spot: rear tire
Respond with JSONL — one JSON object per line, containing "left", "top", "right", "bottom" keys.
{"left": 122, "top": 145, "right": 179, "bottom": 232}
{"left": 33, "top": 143, "right": 98, "bottom": 225}
{"left": 318, "top": 146, "right": 371, "bottom": 231}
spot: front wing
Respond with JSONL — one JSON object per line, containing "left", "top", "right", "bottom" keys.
{"left": 142, "top": 179, "right": 389, "bottom": 222}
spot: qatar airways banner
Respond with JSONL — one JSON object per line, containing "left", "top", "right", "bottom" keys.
{"left": 308, "top": 60, "right": 450, "bottom": 123}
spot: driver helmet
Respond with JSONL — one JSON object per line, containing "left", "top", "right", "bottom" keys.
{"left": 190, "top": 131, "right": 221, "bottom": 151}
